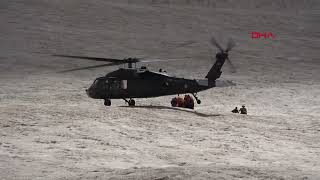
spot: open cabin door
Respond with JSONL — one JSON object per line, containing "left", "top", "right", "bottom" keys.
{"left": 107, "top": 78, "right": 128, "bottom": 97}
{"left": 121, "top": 80, "right": 127, "bottom": 89}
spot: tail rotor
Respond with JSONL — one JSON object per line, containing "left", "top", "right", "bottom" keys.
{"left": 210, "top": 36, "right": 236, "bottom": 73}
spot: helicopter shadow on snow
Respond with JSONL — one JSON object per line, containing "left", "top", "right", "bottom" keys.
{"left": 119, "top": 105, "right": 221, "bottom": 117}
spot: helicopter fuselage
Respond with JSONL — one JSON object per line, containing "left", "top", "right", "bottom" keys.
{"left": 55, "top": 37, "right": 235, "bottom": 106}
{"left": 86, "top": 67, "right": 215, "bottom": 100}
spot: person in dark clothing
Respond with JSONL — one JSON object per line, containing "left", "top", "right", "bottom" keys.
{"left": 239, "top": 105, "right": 247, "bottom": 114}
{"left": 231, "top": 107, "right": 239, "bottom": 113}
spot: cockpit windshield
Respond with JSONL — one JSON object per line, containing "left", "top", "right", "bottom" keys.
{"left": 92, "top": 78, "right": 104, "bottom": 88}
{"left": 93, "top": 79, "right": 99, "bottom": 86}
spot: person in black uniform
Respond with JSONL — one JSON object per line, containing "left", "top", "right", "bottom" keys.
{"left": 231, "top": 107, "right": 239, "bottom": 113}
{"left": 239, "top": 105, "right": 247, "bottom": 114}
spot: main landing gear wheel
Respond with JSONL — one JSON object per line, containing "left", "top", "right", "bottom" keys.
{"left": 192, "top": 93, "right": 201, "bottom": 104}
{"left": 197, "top": 99, "right": 201, "bottom": 104}
{"left": 128, "top": 99, "right": 135, "bottom": 106}
{"left": 104, "top": 99, "right": 111, "bottom": 106}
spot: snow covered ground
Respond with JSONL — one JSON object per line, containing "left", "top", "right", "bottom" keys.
{"left": 0, "top": 0, "right": 319, "bottom": 179}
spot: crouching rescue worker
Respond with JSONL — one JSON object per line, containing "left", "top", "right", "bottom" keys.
{"left": 231, "top": 107, "right": 239, "bottom": 113}
{"left": 171, "top": 96, "right": 184, "bottom": 107}
{"left": 171, "top": 95, "right": 194, "bottom": 109}
{"left": 183, "top": 94, "right": 194, "bottom": 109}
{"left": 176, "top": 96, "right": 184, "bottom": 107}
{"left": 239, "top": 105, "right": 247, "bottom": 114}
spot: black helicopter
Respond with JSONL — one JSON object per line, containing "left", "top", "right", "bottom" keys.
{"left": 54, "top": 37, "right": 236, "bottom": 107}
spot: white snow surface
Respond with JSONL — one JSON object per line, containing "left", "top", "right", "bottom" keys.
{"left": 0, "top": 0, "right": 319, "bottom": 179}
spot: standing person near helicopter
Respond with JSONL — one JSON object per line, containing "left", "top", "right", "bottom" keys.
{"left": 239, "top": 105, "right": 247, "bottom": 114}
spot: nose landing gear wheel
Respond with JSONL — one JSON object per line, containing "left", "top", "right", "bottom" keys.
{"left": 128, "top": 99, "right": 135, "bottom": 106}
{"left": 104, "top": 99, "right": 111, "bottom": 106}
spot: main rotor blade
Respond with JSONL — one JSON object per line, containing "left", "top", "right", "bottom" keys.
{"left": 210, "top": 37, "right": 224, "bottom": 52}
{"left": 58, "top": 62, "right": 121, "bottom": 73}
{"left": 140, "top": 58, "right": 187, "bottom": 63}
{"left": 226, "top": 38, "right": 236, "bottom": 52}
{"left": 53, "top": 54, "right": 123, "bottom": 63}
{"left": 226, "top": 57, "right": 236, "bottom": 73}
{"left": 174, "top": 40, "right": 196, "bottom": 49}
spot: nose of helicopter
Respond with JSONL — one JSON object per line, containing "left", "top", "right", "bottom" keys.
{"left": 86, "top": 88, "right": 95, "bottom": 98}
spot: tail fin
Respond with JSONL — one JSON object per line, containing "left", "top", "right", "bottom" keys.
{"left": 205, "top": 52, "right": 227, "bottom": 81}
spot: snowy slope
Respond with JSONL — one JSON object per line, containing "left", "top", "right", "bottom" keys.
{"left": 0, "top": 0, "right": 319, "bottom": 179}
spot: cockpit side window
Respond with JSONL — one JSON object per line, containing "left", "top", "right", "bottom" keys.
{"left": 92, "top": 78, "right": 106, "bottom": 88}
